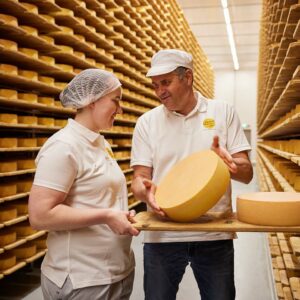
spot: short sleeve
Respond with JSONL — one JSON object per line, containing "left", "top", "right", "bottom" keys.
{"left": 225, "top": 104, "right": 251, "bottom": 155}
{"left": 130, "top": 116, "right": 153, "bottom": 167}
{"left": 33, "top": 141, "right": 78, "bottom": 193}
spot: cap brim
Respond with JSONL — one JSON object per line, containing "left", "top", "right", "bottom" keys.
{"left": 146, "top": 65, "right": 178, "bottom": 77}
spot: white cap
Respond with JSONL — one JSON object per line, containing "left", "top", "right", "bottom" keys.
{"left": 146, "top": 49, "right": 193, "bottom": 77}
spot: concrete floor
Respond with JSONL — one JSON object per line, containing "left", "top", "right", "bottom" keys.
{"left": 1, "top": 174, "right": 277, "bottom": 300}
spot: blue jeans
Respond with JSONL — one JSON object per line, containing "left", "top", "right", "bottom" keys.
{"left": 144, "top": 240, "right": 235, "bottom": 300}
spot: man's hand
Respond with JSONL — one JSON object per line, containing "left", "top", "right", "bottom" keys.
{"left": 211, "top": 136, "right": 237, "bottom": 173}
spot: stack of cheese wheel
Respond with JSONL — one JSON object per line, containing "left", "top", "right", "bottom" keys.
{"left": 155, "top": 150, "right": 230, "bottom": 222}
{"left": 237, "top": 192, "right": 300, "bottom": 226}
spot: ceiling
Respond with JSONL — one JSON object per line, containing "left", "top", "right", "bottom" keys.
{"left": 177, "top": 0, "right": 262, "bottom": 71}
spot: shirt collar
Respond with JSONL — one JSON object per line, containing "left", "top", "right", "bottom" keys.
{"left": 67, "top": 119, "right": 104, "bottom": 144}
{"left": 163, "top": 91, "right": 208, "bottom": 118}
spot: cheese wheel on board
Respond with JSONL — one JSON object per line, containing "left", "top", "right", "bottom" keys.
{"left": 0, "top": 89, "right": 18, "bottom": 99}
{"left": 0, "top": 39, "right": 17, "bottom": 51}
{"left": 38, "top": 76, "right": 54, "bottom": 85}
{"left": 37, "top": 137, "right": 48, "bottom": 146}
{"left": 54, "top": 82, "right": 67, "bottom": 89}
{"left": 11, "top": 200, "right": 28, "bottom": 214}
{"left": 38, "top": 117, "right": 55, "bottom": 126}
{"left": 0, "top": 138, "right": 17, "bottom": 148}
{"left": 56, "top": 64, "right": 73, "bottom": 72}
{"left": 38, "top": 96, "right": 54, "bottom": 106}
{"left": 19, "top": 25, "right": 38, "bottom": 36}
{"left": 17, "top": 116, "right": 38, "bottom": 125}
{"left": 39, "top": 35, "right": 54, "bottom": 45}
{"left": 0, "top": 206, "right": 17, "bottom": 222}
{"left": 237, "top": 192, "right": 300, "bottom": 226}
{"left": 18, "top": 70, "right": 38, "bottom": 81}
{"left": 17, "top": 159, "right": 35, "bottom": 170}
{"left": 34, "top": 236, "right": 47, "bottom": 249}
{"left": 17, "top": 179, "right": 32, "bottom": 193}
{"left": 39, "top": 55, "right": 55, "bottom": 65}
{"left": 14, "top": 222, "right": 37, "bottom": 237}
{"left": 0, "top": 253, "right": 16, "bottom": 270}
{"left": 21, "top": 3, "right": 38, "bottom": 14}
{"left": 18, "top": 93, "right": 38, "bottom": 103}
{"left": 54, "top": 119, "right": 67, "bottom": 127}
{"left": 0, "top": 114, "right": 18, "bottom": 124}
{"left": 0, "top": 161, "right": 17, "bottom": 172}
{"left": 12, "top": 242, "right": 37, "bottom": 259}
{"left": 0, "top": 14, "right": 18, "bottom": 26}
{"left": 74, "top": 51, "right": 85, "bottom": 60}
{"left": 155, "top": 150, "right": 230, "bottom": 222}
{"left": 57, "top": 45, "right": 73, "bottom": 54}
{"left": 17, "top": 138, "right": 37, "bottom": 147}
{"left": 0, "top": 64, "right": 18, "bottom": 75}
{"left": 54, "top": 100, "right": 62, "bottom": 107}
{"left": 40, "top": 14, "right": 55, "bottom": 24}
{"left": 19, "top": 48, "right": 38, "bottom": 59}
{"left": 0, "top": 229, "right": 17, "bottom": 247}
{"left": 0, "top": 183, "right": 17, "bottom": 197}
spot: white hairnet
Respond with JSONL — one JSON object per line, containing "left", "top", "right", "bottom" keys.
{"left": 59, "top": 68, "right": 121, "bottom": 109}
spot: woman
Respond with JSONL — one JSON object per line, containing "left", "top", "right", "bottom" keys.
{"left": 29, "top": 69, "right": 139, "bottom": 300}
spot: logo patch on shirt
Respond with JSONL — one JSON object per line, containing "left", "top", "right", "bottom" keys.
{"left": 105, "top": 147, "right": 115, "bottom": 159}
{"left": 203, "top": 118, "right": 215, "bottom": 129}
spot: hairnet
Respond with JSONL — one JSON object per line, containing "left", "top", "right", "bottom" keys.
{"left": 59, "top": 68, "right": 122, "bottom": 109}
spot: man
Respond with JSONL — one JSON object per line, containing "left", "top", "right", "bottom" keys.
{"left": 131, "top": 49, "right": 253, "bottom": 300}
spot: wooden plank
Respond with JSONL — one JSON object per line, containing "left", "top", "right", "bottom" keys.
{"left": 290, "top": 237, "right": 300, "bottom": 257}
{"left": 133, "top": 212, "right": 300, "bottom": 232}
{"left": 289, "top": 277, "right": 300, "bottom": 300}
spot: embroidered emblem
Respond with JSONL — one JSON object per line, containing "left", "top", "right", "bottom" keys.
{"left": 203, "top": 118, "right": 215, "bottom": 129}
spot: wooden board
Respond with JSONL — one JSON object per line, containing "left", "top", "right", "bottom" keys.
{"left": 133, "top": 211, "right": 300, "bottom": 232}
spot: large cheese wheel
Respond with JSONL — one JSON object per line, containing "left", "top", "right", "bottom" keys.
{"left": 39, "top": 55, "right": 55, "bottom": 65}
{"left": 0, "top": 39, "right": 17, "bottom": 51}
{"left": 0, "top": 183, "right": 17, "bottom": 197}
{"left": 18, "top": 70, "right": 38, "bottom": 81}
{"left": 19, "top": 48, "right": 38, "bottom": 59}
{"left": 0, "top": 138, "right": 17, "bottom": 148}
{"left": 18, "top": 116, "right": 38, "bottom": 125}
{"left": 18, "top": 93, "right": 38, "bottom": 103}
{"left": 0, "top": 161, "right": 17, "bottom": 172}
{"left": 11, "top": 200, "right": 28, "bottom": 214}
{"left": 0, "top": 229, "right": 16, "bottom": 247}
{"left": 17, "top": 138, "right": 37, "bottom": 147}
{"left": 14, "top": 222, "right": 37, "bottom": 237}
{"left": 0, "top": 89, "right": 18, "bottom": 99}
{"left": 38, "top": 96, "right": 54, "bottom": 105}
{"left": 0, "top": 64, "right": 18, "bottom": 75}
{"left": 0, "top": 14, "right": 18, "bottom": 26}
{"left": 237, "top": 192, "right": 300, "bottom": 226}
{"left": 0, "top": 206, "right": 17, "bottom": 222}
{"left": 0, "top": 253, "right": 16, "bottom": 270}
{"left": 39, "top": 35, "right": 54, "bottom": 45}
{"left": 0, "top": 114, "right": 18, "bottom": 124}
{"left": 17, "top": 179, "right": 32, "bottom": 193}
{"left": 155, "top": 150, "right": 230, "bottom": 222}
{"left": 38, "top": 117, "right": 55, "bottom": 126}
{"left": 12, "top": 242, "right": 37, "bottom": 259}
{"left": 17, "top": 159, "right": 35, "bottom": 170}
{"left": 19, "top": 25, "right": 38, "bottom": 36}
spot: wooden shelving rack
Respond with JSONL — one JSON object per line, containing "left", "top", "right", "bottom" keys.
{"left": 257, "top": 0, "right": 300, "bottom": 299}
{"left": 0, "top": 0, "right": 214, "bottom": 280}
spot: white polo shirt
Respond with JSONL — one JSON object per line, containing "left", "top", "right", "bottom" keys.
{"left": 131, "top": 92, "right": 251, "bottom": 243}
{"left": 33, "top": 119, "right": 134, "bottom": 289}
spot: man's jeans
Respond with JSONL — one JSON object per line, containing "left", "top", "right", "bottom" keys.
{"left": 144, "top": 240, "right": 235, "bottom": 300}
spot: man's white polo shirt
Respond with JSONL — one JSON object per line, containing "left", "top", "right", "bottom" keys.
{"left": 131, "top": 92, "right": 251, "bottom": 243}
{"left": 33, "top": 119, "right": 134, "bottom": 288}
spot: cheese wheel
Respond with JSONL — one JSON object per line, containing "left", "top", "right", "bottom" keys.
{"left": 0, "top": 183, "right": 17, "bottom": 197}
{"left": 0, "top": 229, "right": 16, "bottom": 247}
{"left": 19, "top": 25, "right": 38, "bottom": 36}
{"left": 74, "top": 34, "right": 85, "bottom": 42}
{"left": 21, "top": 3, "right": 38, "bottom": 14}
{"left": 14, "top": 222, "right": 37, "bottom": 237}
{"left": 86, "top": 58, "right": 96, "bottom": 66}
{"left": 0, "top": 161, "right": 17, "bottom": 172}
{"left": 0, "top": 14, "right": 18, "bottom": 26}
{"left": 18, "top": 93, "right": 38, "bottom": 103}
{"left": 17, "top": 159, "right": 35, "bottom": 170}
{"left": 54, "top": 82, "right": 67, "bottom": 89}
{"left": 17, "top": 179, "right": 32, "bottom": 193}
{"left": 57, "top": 45, "right": 73, "bottom": 54}
{"left": 0, "top": 113, "right": 18, "bottom": 124}
{"left": 38, "top": 96, "right": 54, "bottom": 105}
{"left": 19, "top": 48, "right": 38, "bottom": 59}
{"left": 37, "top": 137, "right": 48, "bottom": 146}
{"left": 0, "top": 39, "right": 17, "bottom": 51}
{"left": 17, "top": 138, "right": 37, "bottom": 147}
{"left": 74, "top": 51, "right": 85, "bottom": 60}
{"left": 73, "top": 68, "right": 82, "bottom": 74}
{"left": 0, "top": 138, "right": 17, "bottom": 148}
{"left": 39, "top": 35, "right": 54, "bottom": 45}
{"left": 39, "top": 55, "right": 55, "bottom": 65}
{"left": 11, "top": 201, "right": 28, "bottom": 214}
{"left": 0, "top": 64, "right": 18, "bottom": 75}
{"left": 12, "top": 242, "right": 36, "bottom": 259}
{"left": 0, "top": 89, "right": 18, "bottom": 99}
{"left": 54, "top": 119, "right": 67, "bottom": 127}
{"left": 18, "top": 116, "right": 38, "bottom": 125}
{"left": 237, "top": 192, "right": 300, "bottom": 226}
{"left": 34, "top": 236, "right": 47, "bottom": 249}
{"left": 38, "top": 76, "right": 54, "bottom": 85}
{"left": 38, "top": 117, "right": 55, "bottom": 126}
{"left": 155, "top": 150, "right": 230, "bottom": 222}
{"left": 60, "top": 26, "right": 73, "bottom": 34}
{"left": 0, "top": 253, "right": 16, "bottom": 270}
{"left": 40, "top": 14, "right": 55, "bottom": 24}
{"left": 86, "top": 41, "right": 96, "bottom": 49}
{"left": 18, "top": 70, "right": 38, "bottom": 81}
{"left": 0, "top": 206, "right": 17, "bottom": 222}
{"left": 54, "top": 100, "right": 62, "bottom": 107}
{"left": 56, "top": 64, "right": 73, "bottom": 72}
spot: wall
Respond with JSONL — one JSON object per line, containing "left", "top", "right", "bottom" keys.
{"left": 214, "top": 69, "right": 257, "bottom": 163}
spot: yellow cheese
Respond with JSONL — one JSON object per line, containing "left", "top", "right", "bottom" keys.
{"left": 0, "top": 113, "right": 18, "bottom": 124}
{"left": 0, "top": 89, "right": 18, "bottom": 99}
{"left": 0, "top": 229, "right": 17, "bottom": 247}
{"left": 60, "top": 26, "right": 73, "bottom": 35}
{"left": 73, "top": 68, "right": 82, "bottom": 74}
{"left": 55, "top": 82, "right": 67, "bottom": 89}
{"left": 237, "top": 192, "right": 300, "bottom": 226}
{"left": 54, "top": 100, "right": 62, "bottom": 107}
{"left": 0, "top": 14, "right": 18, "bottom": 26}
{"left": 39, "top": 35, "right": 54, "bottom": 45}
{"left": 73, "top": 51, "right": 85, "bottom": 60}
{"left": 38, "top": 96, "right": 54, "bottom": 105}
{"left": 0, "top": 183, "right": 17, "bottom": 197}
{"left": 0, "top": 138, "right": 17, "bottom": 148}
{"left": 38, "top": 117, "right": 55, "bottom": 126}
{"left": 14, "top": 222, "right": 37, "bottom": 237}
{"left": 0, "top": 39, "right": 17, "bottom": 51}
{"left": 155, "top": 150, "right": 230, "bottom": 222}
{"left": 74, "top": 34, "right": 85, "bottom": 42}
{"left": 96, "top": 63, "right": 105, "bottom": 69}
{"left": 55, "top": 119, "right": 67, "bottom": 127}
{"left": 34, "top": 236, "right": 47, "bottom": 249}
{"left": 57, "top": 45, "right": 73, "bottom": 54}
{"left": 19, "top": 25, "right": 38, "bottom": 36}
{"left": 38, "top": 76, "right": 54, "bottom": 85}
{"left": 21, "top": 3, "right": 38, "bottom": 14}
{"left": 56, "top": 64, "right": 73, "bottom": 72}
{"left": 37, "top": 137, "right": 48, "bottom": 146}
{"left": 19, "top": 48, "right": 38, "bottom": 59}
{"left": 0, "top": 64, "right": 18, "bottom": 75}
{"left": 17, "top": 179, "right": 32, "bottom": 193}
{"left": 12, "top": 242, "right": 37, "bottom": 259}
{"left": 17, "top": 116, "right": 38, "bottom": 125}
{"left": 86, "top": 25, "right": 96, "bottom": 33}
{"left": 17, "top": 138, "right": 37, "bottom": 147}
{"left": 39, "top": 55, "right": 55, "bottom": 65}
{"left": 57, "top": 8, "right": 74, "bottom": 17}
{"left": 0, "top": 253, "right": 16, "bottom": 270}
{"left": 40, "top": 14, "right": 55, "bottom": 24}
{"left": 0, "top": 161, "right": 17, "bottom": 172}
{"left": 86, "top": 58, "right": 96, "bottom": 66}
{"left": 86, "top": 41, "right": 96, "bottom": 49}
{"left": 18, "top": 70, "right": 38, "bottom": 81}
{"left": 11, "top": 200, "right": 28, "bottom": 214}
{"left": 76, "top": 17, "right": 85, "bottom": 25}
{"left": 18, "top": 93, "right": 38, "bottom": 103}
{"left": 0, "top": 206, "right": 17, "bottom": 222}
{"left": 17, "top": 159, "right": 35, "bottom": 170}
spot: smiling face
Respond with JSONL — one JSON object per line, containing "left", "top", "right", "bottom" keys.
{"left": 89, "top": 87, "right": 122, "bottom": 131}
{"left": 151, "top": 68, "right": 195, "bottom": 115}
